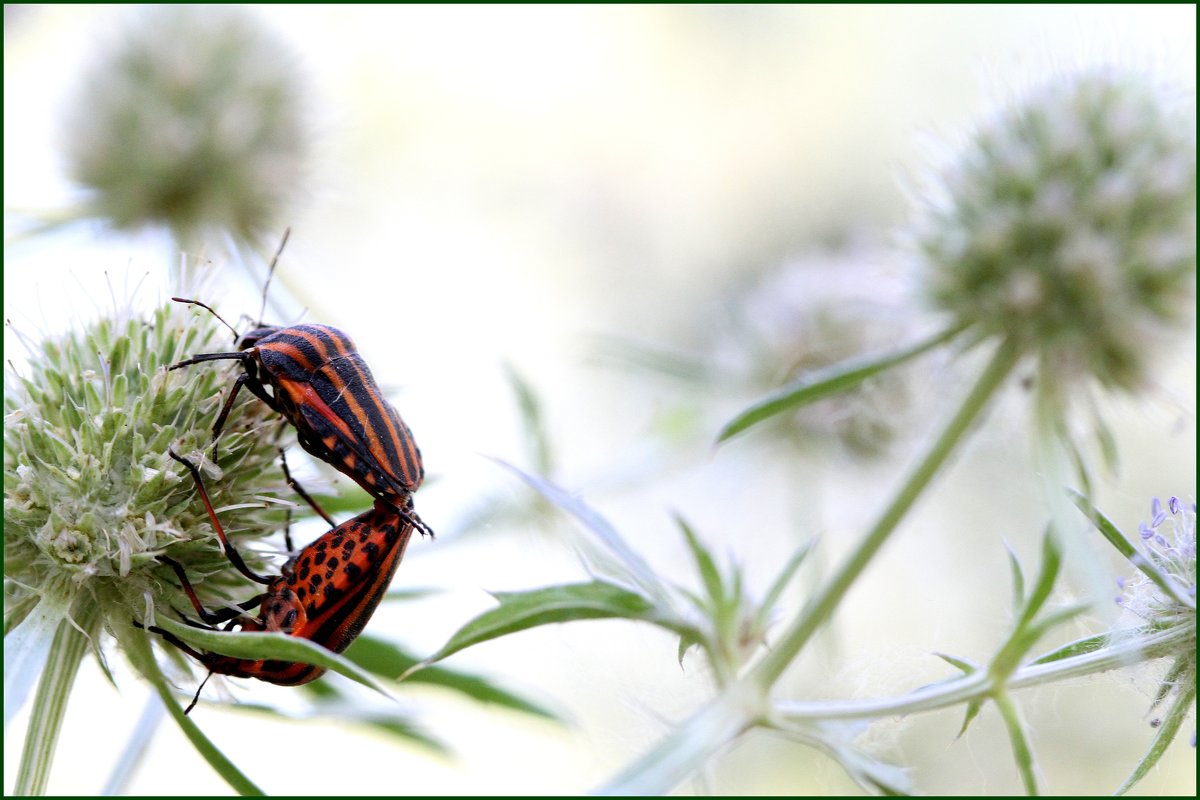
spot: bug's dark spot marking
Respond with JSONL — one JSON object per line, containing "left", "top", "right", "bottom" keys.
{"left": 344, "top": 562, "right": 362, "bottom": 581}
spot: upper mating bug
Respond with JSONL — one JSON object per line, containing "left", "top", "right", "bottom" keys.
{"left": 147, "top": 449, "right": 415, "bottom": 712}
{"left": 170, "top": 231, "right": 432, "bottom": 536}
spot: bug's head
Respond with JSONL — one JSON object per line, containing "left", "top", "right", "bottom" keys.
{"left": 237, "top": 325, "right": 282, "bottom": 350}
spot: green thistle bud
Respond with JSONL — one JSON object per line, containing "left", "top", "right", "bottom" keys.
{"left": 4, "top": 303, "right": 288, "bottom": 668}
{"left": 62, "top": 5, "right": 311, "bottom": 246}
{"left": 915, "top": 70, "right": 1196, "bottom": 393}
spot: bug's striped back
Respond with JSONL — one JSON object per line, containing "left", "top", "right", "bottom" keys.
{"left": 248, "top": 324, "right": 426, "bottom": 500}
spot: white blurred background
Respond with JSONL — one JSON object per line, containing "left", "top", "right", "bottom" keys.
{"left": 4, "top": 5, "right": 1195, "bottom": 795}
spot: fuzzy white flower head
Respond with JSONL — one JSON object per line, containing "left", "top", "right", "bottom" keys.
{"left": 915, "top": 69, "right": 1196, "bottom": 394}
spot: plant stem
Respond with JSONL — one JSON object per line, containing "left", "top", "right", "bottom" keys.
{"left": 751, "top": 337, "right": 1023, "bottom": 690}
{"left": 598, "top": 339, "right": 1024, "bottom": 795}
{"left": 599, "top": 680, "right": 761, "bottom": 795}
{"left": 14, "top": 600, "right": 99, "bottom": 796}
{"left": 775, "top": 623, "right": 1191, "bottom": 722}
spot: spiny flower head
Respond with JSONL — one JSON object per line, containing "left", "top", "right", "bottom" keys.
{"left": 62, "top": 5, "right": 311, "bottom": 245}
{"left": 915, "top": 70, "right": 1196, "bottom": 394}
{"left": 4, "top": 303, "right": 289, "bottom": 633}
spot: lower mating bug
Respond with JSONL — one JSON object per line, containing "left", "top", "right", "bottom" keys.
{"left": 147, "top": 449, "right": 414, "bottom": 712}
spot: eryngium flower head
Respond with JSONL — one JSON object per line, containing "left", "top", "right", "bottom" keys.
{"left": 4, "top": 304, "right": 287, "bottom": 634}
{"left": 1119, "top": 496, "right": 1197, "bottom": 626}
{"left": 1117, "top": 496, "right": 1196, "bottom": 745}
{"left": 62, "top": 5, "right": 310, "bottom": 245}
{"left": 915, "top": 70, "right": 1196, "bottom": 393}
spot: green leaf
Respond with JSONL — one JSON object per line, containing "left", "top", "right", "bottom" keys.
{"left": 756, "top": 540, "right": 814, "bottom": 632}
{"left": 994, "top": 692, "right": 1038, "bottom": 796}
{"left": 407, "top": 581, "right": 697, "bottom": 675}
{"left": 677, "top": 633, "right": 702, "bottom": 666}
{"left": 1147, "top": 653, "right": 1191, "bottom": 714}
{"left": 125, "top": 627, "right": 262, "bottom": 795}
{"left": 1069, "top": 490, "right": 1137, "bottom": 560}
{"left": 382, "top": 587, "right": 441, "bottom": 603}
{"left": 957, "top": 699, "right": 984, "bottom": 739}
{"left": 502, "top": 361, "right": 554, "bottom": 476}
{"left": 934, "top": 652, "right": 979, "bottom": 674}
{"left": 306, "top": 486, "right": 373, "bottom": 517}
{"left": 3, "top": 592, "right": 39, "bottom": 636}
{"left": 993, "top": 601, "right": 1089, "bottom": 680}
{"left": 587, "top": 334, "right": 714, "bottom": 384}
{"left": 490, "top": 460, "right": 666, "bottom": 600}
{"left": 675, "top": 514, "right": 725, "bottom": 606}
{"left": 1005, "top": 542, "right": 1026, "bottom": 617}
{"left": 1055, "top": 419, "right": 1093, "bottom": 498}
{"left": 716, "top": 324, "right": 962, "bottom": 443}
{"left": 152, "top": 616, "right": 396, "bottom": 702}
{"left": 1114, "top": 676, "right": 1196, "bottom": 795}
{"left": 1021, "top": 603, "right": 1090, "bottom": 646}
{"left": 1093, "top": 415, "right": 1119, "bottom": 476}
{"left": 1030, "top": 632, "right": 1109, "bottom": 665}
{"left": 229, "top": 697, "right": 448, "bottom": 755}
{"left": 1018, "top": 528, "right": 1061, "bottom": 629}
{"left": 341, "top": 634, "right": 561, "bottom": 720}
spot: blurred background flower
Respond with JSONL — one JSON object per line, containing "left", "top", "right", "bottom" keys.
{"left": 61, "top": 5, "right": 310, "bottom": 260}
{"left": 4, "top": 4, "right": 1195, "bottom": 795}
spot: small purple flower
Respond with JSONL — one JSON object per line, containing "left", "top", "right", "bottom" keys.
{"left": 1150, "top": 497, "right": 1168, "bottom": 527}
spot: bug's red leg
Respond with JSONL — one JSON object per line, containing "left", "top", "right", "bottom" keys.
{"left": 168, "top": 449, "right": 274, "bottom": 585}
{"left": 158, "top": 556, "right": 266, "bottom": 625}
{"left": 139, "top": 621, "right": 216, "bottom": 716}
{"left": 278, "top": 448, "right": 336, "bottom": 529}
{"left": 209, "top": 372, "right": 252, "bottom": 444}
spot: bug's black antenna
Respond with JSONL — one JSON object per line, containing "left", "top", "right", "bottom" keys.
{"left": 171, "top": 297, "right": 241, "bottom": 343}
{"left": 259, "top": 228, "right": 291, "bottom": 326}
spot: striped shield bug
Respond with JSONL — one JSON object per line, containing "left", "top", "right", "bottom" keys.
{"left": 147, "top": 449, "right": 414, "bottom": 712}
{"left": 169, "top": 233, "right": 432, "bottom": 537}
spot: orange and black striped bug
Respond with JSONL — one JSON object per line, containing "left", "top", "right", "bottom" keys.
{"left": 169, "top": 232, "right": 432, "bottom": 537}
{"left": 145, "top": 449, "right": 414, "bottom": 713}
